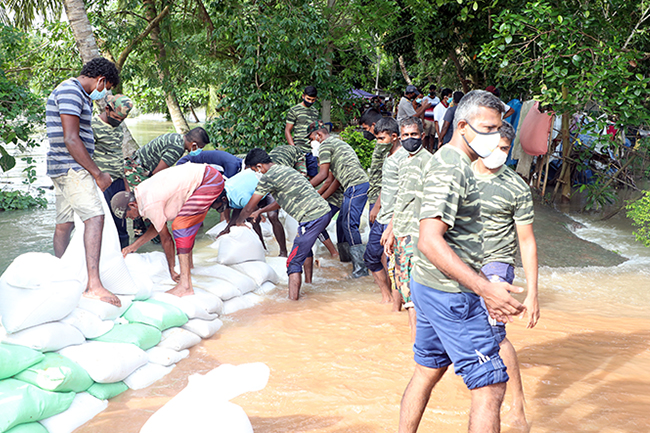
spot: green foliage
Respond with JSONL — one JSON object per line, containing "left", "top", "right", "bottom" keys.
{"left": 575, "top": 175, "right": 617, "bottom": 211}
{"left": 626, "top": 191, "right": 650, "bottom": 247}
{"left": 0, "top": 189, "right": 46, "bottom": 211}
{"left": 340, "top": 126, "right": 373, "bottom": 169}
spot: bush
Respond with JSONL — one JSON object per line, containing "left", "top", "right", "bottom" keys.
{"left": 0, "top": 189, "right": 47, "bottom": 211}
{"left": 339, "top": 126, "right": 373, "bottom": 170}
{"left": 627, "top": 191, "right": 650, "bottom": 247}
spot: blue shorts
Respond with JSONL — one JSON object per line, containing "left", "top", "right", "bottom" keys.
{"left": 363, "top": 221, "right": 386, "bottom": 272}
{"left": 287, "top": 213, "right": 332, "bottom": 275}
{"left": 411, "top": 279, "right": 508, "bottom": 390}
{"left": 340, "top": 182, "right": 369, "bottom": 246}
{"left": 305, "top": 153, "right": 319, "bottom": 178}
{"left": 318, "top": 204, "right": 340, "bottom": 243}
{"left": 480, "top": 262, "right": 515, "bottom": 343}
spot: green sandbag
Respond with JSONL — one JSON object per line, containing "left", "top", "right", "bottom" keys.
{"left": 0, "top": 379, "right": 75, "bottom": 432}
{"left": 123, "top": 299, "right": 188, "bottom": 331}
{"left": 0, "top": 343, "right": 44, "bottom": 380}
{"left": 14, "top": 353, "right": 93, "bottom": 393}
{"left": 91, "top": 323, "right": 161, "bottom": 350}
{"left": 86, "top": 381, "right": 129, "bottom": 400}
{"left": 5, "top": 422, "right": 49, "bottom": 433}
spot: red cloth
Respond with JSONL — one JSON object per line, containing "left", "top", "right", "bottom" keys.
{"left": 519, "top": 102, "right": 554, "bottom": 156}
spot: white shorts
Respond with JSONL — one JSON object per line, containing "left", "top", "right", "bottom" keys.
{"left": 52, "top": 169, "right": 104, "bottom": 224}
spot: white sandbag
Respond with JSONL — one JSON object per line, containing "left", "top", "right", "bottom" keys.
{"left": 125, "top": 252, "right": 176, "bottom": 286}
{"left": 1, "top": 322, "right": 85, "bottom": 352}
{"left": 39, "top": 392, "right": 107, "bottom": 433}
{"left": 182, "top": 318, "right": 223, "bottom": 339}
{"left": 60, "top": 308, "right": 114, "bottom": 339}
{"left": 255, "top": 281, "right": 277, "bottom": 295}
{"left": 193, "top": 264, "right": 258, "bottom": 293}
{"left": 150, "top": 292, "right": 220, "bottom": 321}
{"left": 193, "top": 288, "right": 224, "bottom": 316}
{"left": 205, "top": 220, "right": 228, "bottom": 239}
{"left": 158, "top": 328, "right": 202, "bottom": 351}
{"left": 124, "top": 363, "right": 174, "bottom": 390}
{"left": 264, "top": 257, "right": 288, "bottom": 285}
{"left": 259, "top": 219, "right": 274, "bottom": 238}
{"left": 279, "top": 210, "right": 299, "bottom": 245}
{"left": 231, "top": 261, "right": 279, "bottom": 286}
{"left": 140, "top": 363, "right": 270, "bottom": 433}
{"left": 0, "top": 253, "right": 83, "bottom": 333}
{"left": 77, "top": 295, "right": 133, "bottom": 321}
{"left": 191, "top": 276, "right": 241, "bottom": 301}
{"left": 58, "top": 341, "right": 148, "bottom": 384}
{"left": 222, "top": 293, "right": 262, "bottom": 315}
{"left": 146, "top": 347, "right": 189, "bottom": 367}
{"left": 210, "top": 226, "right": 265, "bottom": 265}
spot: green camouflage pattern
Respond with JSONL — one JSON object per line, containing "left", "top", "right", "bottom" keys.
{"left": 367, "top": 141, "right": 393, "bottom": 203}
{"left": 472, "top": 162, "right": 534, "bottom": 265}
{"left": 135, "top": 133, "right": 186, "bottom": 173}
{"left": 107, "top": 94, "right": 133, "bottom": 118}
{"left": 395, "top": 235, "right": 414, "bottom": 305}
{"left": 286, "top": 103, "right": 319, "bottom": 152}
{"left": 376, "top": 146, "right": 408, "bottom": 225}
{"left": 255, "top": 163, "right": 330, "bottom": 223}
{"left": 392, "top": 147, "right": 432, "bottom": 238}
{"left": 318, "top": 136, "right": 368, "bottom": 191}
{"left": 412, "top": 145, "right": 483, "bottom": 294}
{"left": 91, "top": 115, "right": 124, "bottom": 179}
{"left": 270, "top": 145, "right": 307, "bottom": 176}
{"left": 124, "top": 155, "right": 148, "bottom": 187}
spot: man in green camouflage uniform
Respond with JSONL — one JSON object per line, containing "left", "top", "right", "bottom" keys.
{"left": 471, "top": 121, "right": 539, "bottom": 429}
{"left": 359, "top": 108, "right": 392, "bottom": 224}
{"left": 285, "top": 85, "right": 319, "bottom": 177}
{"left": 238, "top": 148, "right": 332, "bottom": 301}
{"left": 91, "top": 94, "right": 133, "bottom": 248}
{"left": 269, "top": 144, "right": 307, "bottom": 177}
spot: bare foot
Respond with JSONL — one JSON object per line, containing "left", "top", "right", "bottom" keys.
{"left": 380, "top": 295, "right": 392, "bottom": 304}
{"left": 166, "top": 283, "right": 194, "bottom": 297}
{"left": 83, "top": 287, "right": 121, "bottom": 307}
{"left": 331, "top": 252, "right": 340, "bottom": 259}
{"left": 503, "top": 407, "right": 529, "bottom": 431}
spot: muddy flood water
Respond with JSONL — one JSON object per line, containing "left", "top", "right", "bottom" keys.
{"left": 1, "top": 117, "right": 649, "bottom": 432}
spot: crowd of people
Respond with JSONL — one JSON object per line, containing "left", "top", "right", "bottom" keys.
{"left": 46, "top": 57, "right": 540, "bottom": 432}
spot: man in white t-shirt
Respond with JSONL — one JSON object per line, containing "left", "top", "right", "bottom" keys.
{"left": 422, "top": 85, "right": 440, "bottom": 151}
{"left": 397, "top": 85, "right": 430, "bottom": 124}
{"left": 432, "top": 88, "right": 453, "bottom": 150}
{"left": 486, "top": 86, "right": 515, "bottom": 119}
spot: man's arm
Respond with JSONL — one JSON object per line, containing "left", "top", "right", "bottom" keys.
{"left": 310, "top": 162, "right": 331, "bottom": 187}
{"left": 122, "top": 224, "right": 158, "bottom": 256}
{"left": 285, "top": 123, "right": 295, "bottom": 146}
{"left": 516, "top": 223, "right": 540, "bottom": 328}
{"left": 236, "top": 193, "right": 264, "bottom": 225}
{"left": 151, "top": 159, "right": 170, "bottom": 175}
{"left": 503, "top": 107, "right": 515, "bottom": 119}
{"left": 61, "top": 113, "right": 111, "bottom": 191}
{"left": 418, "top": 217, "right": 525, "bottom": 322}
{"left": 369, "top": 193, "right": 381, "bottom": 224}
{"left": 414, "top": 102, "right": 431, "bottom": 117}
{"left": 439, "top": 120, "right": 451, "bottom": 145}
{"left": 317, "top": 171, "right": 334, "bottom": 195}
{"left": 250, "top": 200, "right": 281, "bottom": 221}
{"left": 321, "top": 177, "right": 340, "bottom": 200}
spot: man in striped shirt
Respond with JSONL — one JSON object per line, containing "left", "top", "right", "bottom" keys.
{"left": 46, "top": 57, "right": 121, "bottom": 307}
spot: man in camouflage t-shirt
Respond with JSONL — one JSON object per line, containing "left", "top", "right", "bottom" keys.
{"left": 359, "top": 108, "right": 392, "bottom": 221}
{"left": 398, "top": 91, "right": 525, "bottom": 433}
{"left": 269, "top": 144, "right": 307, "bottom": 177}
{"left": 471, "top": 121, "right": 539, "bottom": 428}
{"left": 238, "top": 149, "right": 332, "bottom": 301}
{"left": 308, "top": 122, "right": 370, "bottom": 278}
{"left": 285, "top": 85, "right": 319, "bottom": 177}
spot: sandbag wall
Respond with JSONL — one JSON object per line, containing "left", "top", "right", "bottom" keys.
{"left": 0, "top": 207, "right": 280, "bottom": 433}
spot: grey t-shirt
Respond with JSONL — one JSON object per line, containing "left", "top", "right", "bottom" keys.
{"left": 397, "top": 97, "right": 416, "bottom": 123}
{"left": 442, "top": 105, "right": 458, "bottom": 144}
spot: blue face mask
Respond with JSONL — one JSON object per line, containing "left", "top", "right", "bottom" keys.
{"left": 89, "top": 78, "right": 107, "bottom": 101}
{"left": 416, "top": 98, "right": 423, "bottom": 104}
{"left": 189, "top": 147, "right": 202, "bottom": 157}
{"left": 447, "top": 97, "right": 453, "bottom": 104}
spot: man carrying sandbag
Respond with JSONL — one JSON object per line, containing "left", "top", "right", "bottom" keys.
{"left": 110, "top": 163, "right": 227, "bottom": 297}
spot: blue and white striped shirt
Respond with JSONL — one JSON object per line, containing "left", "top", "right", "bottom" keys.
{"left": 46, "top": 78, "right": 95, "bottom": 178}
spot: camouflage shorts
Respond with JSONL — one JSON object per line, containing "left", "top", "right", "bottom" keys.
{"left": 387, "top": 253, "right": 396, "bottom": 292}
{"left": 124, "top": 155, "right": 149, "bottom": 188}
{"left": 394, "top": 235, "right": 414, "bottom": 307}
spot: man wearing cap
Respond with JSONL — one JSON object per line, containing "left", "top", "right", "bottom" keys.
{"left": 91, "top": 94, "right": 134, "bottom": 249}
{"left": 285, "top": 85, "right": 320, "bottom": 177}
{"left": 397, "top": 85, "right": 431, "bottom": 124}
{"left": 111, "top": 163, "right": 226, "bottom": 297}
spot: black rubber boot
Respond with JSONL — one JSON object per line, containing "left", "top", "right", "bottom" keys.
{"left": 350, "top": 244, "right": 369, "bottom": 278}
{"left": 337, "top": 242, "right": 352, "bottom": 263}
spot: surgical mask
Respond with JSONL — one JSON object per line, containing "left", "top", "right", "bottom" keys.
{"left": 311, "top": 140, "right": 321, "bottom": 158}
{"left": 363, "top": 130, "right": 375, "bottom": 141}
{"left": 106, "top": 116, "right": 122, "bottom": 128}
{"left": 416, "top": 98, "right": 423, "bottom": 104}
{"left": 401, "top": 137, "right": 422, "bottom": 153}
{"left": 189, "top": 147, "right": 202, "bottom": 157}
{"left": 89, "top": 78, "right": 106, "bottom": 100}
{"left": 303, "top": 98, "right": 314, "bottom": 108}
{"left": 462, "top": 123, "right": 501, "bottom": 158}
{"left": 481, "top": 149, "right": 508, "bottom": 169}
{"left": 253, "top": 170, "right": 263, "bottom": 180}
{"left": 447, "top": 97, "right": 453, "bottom": 104}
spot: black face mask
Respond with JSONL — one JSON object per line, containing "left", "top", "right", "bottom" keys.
{"left": 303, "top": 98, "right": 314, "bottom": 108}
{"left": 401, "top": 137, "right": 422, "bottom": 153}
{"left": 363, "top": 130, "right": 375, "bottom": 141}
{"left": 107, "top": 116, "right": 122, "bottom": 128}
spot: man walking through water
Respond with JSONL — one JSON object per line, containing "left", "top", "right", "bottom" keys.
{"left": 398, "top": 90, "right": 526, "bottom": 433}
{"left": 46, "top": 57, "right": 121, "bottom": 307}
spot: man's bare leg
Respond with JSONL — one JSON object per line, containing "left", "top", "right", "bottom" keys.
{"left": 371, "top": 268, "right": 392, "bottom": 304}
{"left": 304, "top": 256, "right": 314, "bottom": 284}
{"left": 167, "top": 253, "right": 194, "bottom": 297}
{"left": 407, "top": 307, "right": 417, "bottom": 342}
{"left": 468, "top": 382, "right": 506, "bottom": 433}
{"left": 288, "top": 272, "right": 302, "bottom": 300}
{"left": 159, "top": 225, "right": 180, "bottom": 282}
{"left": 392, "top": 287, "right": 402, "bottom": 312}
{"left": 398, "top": 364, "right": 448, "bottom": 433}
{"left": 268, "top": 210, "right": 288, "bottom": 257}
{"left": 499, "top": 338, "right": 528, "bottom": 429}
{"left": 82, "top": 215, "right": 121, "bottom": 306}
{"left": 53, "top": 222, "right": 74, "bottom": 258}
{"left": 321, "top": 238, "right": 339, "bottom": 258}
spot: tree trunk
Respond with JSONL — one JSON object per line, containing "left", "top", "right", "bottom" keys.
{"left": 143, "top": 0, "right": 189, "bottom": 134}
{"left": 398, "top": 55, "right": 412, "bottom": 85}
{"left": 62, "top": 0, "right": 100, "bottom": 63}
{"left": 448, "top": 49, "right": 470, "bottom": 93}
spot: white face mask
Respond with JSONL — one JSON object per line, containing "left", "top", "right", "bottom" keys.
{"left": 462, "top": 123, "right": 501, "bottom": 158}
{"left": 481, "top": 149, "right": 508, "bottom": 169}
{"left": 311, "top": 140, "right": 321, "bottom": 158}
{"left": 253, "top": 170, "right": 263, "bottom": 180}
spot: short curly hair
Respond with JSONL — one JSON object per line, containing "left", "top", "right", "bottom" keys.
{"left": 80, "top": 58, "right": 120, "bottom": 87}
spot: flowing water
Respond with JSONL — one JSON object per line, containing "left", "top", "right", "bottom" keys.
{"left": 1, "top": 117, "right": 649, "bottom": 432}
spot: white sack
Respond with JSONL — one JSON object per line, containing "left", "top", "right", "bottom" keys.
{"left": 58, "top": 341, "right": 148, "bottom": 384}
{"left": 222, "top": 293, "right": 262, "bottom": 315}
{"left": 150, "top": 292, "right": 220, "bottom": 321}
{"left": 264, "top": 257, "right": 288, "bottom": 285}
{"left": 158, "top": 328, "right": 202, "bottom": 351}
{"left": 1, "top": 322, "right": 85, "bottom": 352}
{"left": 210, "top": 226, "right": 265, "bottom": 265}
{"left": 279, "top": 210, "right": 299, "bottom": 245}
{"left": 255, "top": 281, "right": 277, "bottom": 295}
{"left": 231, "top": 261, "right": 279, "bottom": 286}
{"left": 140, "top": 363, "right": 270, "bottom": 433}
{"left": 124, "top": 252, "right": 176, "bottom": 286}
{"left": 192, "top": 277, "right": 241, "bottom": 301}
{"left": 60, "top": 308, "right": 114, "bottom": 339}
{"left": 39, "top": 392, "right": 107, "bottom": 433}
{"left": 205, "top": 220, "right": 228, "bottom": 239}
{"left": 0, "top": 252, "right": 83, "bottom": 333}
{"left": 193, "top": 264, "right": 257, "bottom": 293}
{"left": 124, "top": 363, "right": 174, "bottom": 390}
{"left": 182, "top": 318, "right": 223, "bottom": 339}
{"left": 146, "top": 347, "right": 189, "bottom": 367}
{"left": 78, "top": 295, "right": 133, "bottom": 321}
